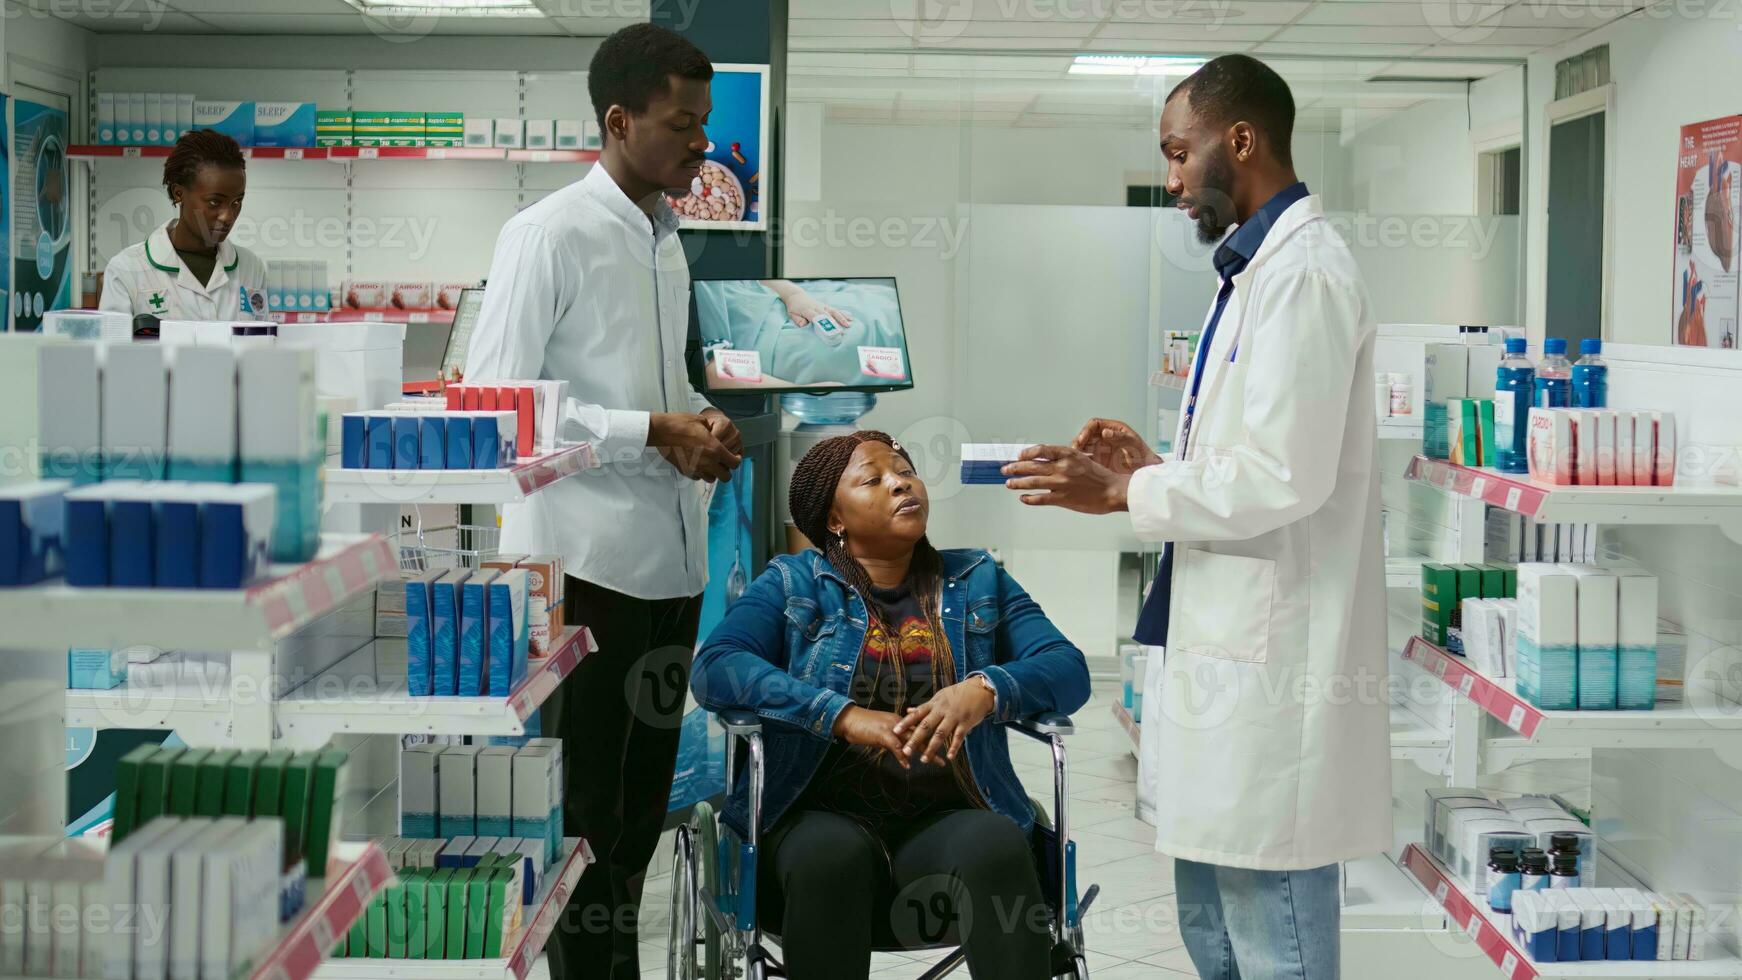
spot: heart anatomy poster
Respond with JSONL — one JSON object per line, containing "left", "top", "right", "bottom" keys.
{"left": 1674, "top": 115, "right": 1742, "bottom": 348}
{"left": 13, "top": 98, "right": 72, "bottom": 333}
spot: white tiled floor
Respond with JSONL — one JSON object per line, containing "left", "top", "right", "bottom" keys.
{"left": 531, "top": 682, "right": 1197, "bottom": 979}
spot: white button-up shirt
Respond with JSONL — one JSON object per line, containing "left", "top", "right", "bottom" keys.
{"left": 99, "top": 221, "right": 269, "bottom": 321}
{"left": 466, "top": 164, "right": 711, "bottom": 601}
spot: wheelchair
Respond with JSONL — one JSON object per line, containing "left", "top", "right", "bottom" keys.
{"left": 667, "top": 708, "right": 1100, "bottom": 980}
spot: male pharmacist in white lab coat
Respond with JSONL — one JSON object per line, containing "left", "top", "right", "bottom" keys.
{"left": 464, "top": 24, "right": 741, "bottom": 980}
{"left": 1002, "top": 55, "right": 1390, "bottom": 979}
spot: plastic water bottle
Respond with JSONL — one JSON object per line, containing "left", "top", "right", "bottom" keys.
{"left": 1494, "top": 337, "right": 1534, "bottom": 473}
{"left": 1573, "top": 338, "right": 1608, "bottom": 408}
{"left": 1534, "top": 338, "right": 1572, "bottom": 408}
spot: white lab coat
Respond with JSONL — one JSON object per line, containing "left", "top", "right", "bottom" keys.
{"left": 1128, "top": 194, "right": 1391, "bottom": 870}
{"left": 99, "top": 221, "right": 269, "bottom": 322}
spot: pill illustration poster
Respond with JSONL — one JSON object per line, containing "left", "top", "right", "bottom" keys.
{"left": 666, "top": 64, "right": 768, "bottom": 232}
{"left": 1673, "top": 115, "right": 1741, "bottom": 348}
{"left": 13, "top": 98, "right": 72, "bottom": 333}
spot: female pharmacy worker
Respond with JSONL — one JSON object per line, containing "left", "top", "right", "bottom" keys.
{"left": 1002, "top": 55, "right": 1390, "bottom": 980}
{"left": 99, "top": 128, "right": 269, "bottom": 324}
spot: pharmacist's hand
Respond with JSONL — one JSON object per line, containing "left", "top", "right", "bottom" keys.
{"left": 649, "top": 412, "right": 743, "bottom": 483}
{"left": 782, "top": 289, "right": 853, "bottom": 329}
{"left": 894, "top": 681, "right": 995, "bottom": 765}
{"left": 1071, "top": 417, "right": 1162, "bottom": 475}
{"left": 1003, "top": 445, "right": 1131, "bottom": 514}
{"left": 832, "top": 706, "right": 910, "bottom": 767}
{"left": 701, "top": 408, "right": 744, "bottom": 457}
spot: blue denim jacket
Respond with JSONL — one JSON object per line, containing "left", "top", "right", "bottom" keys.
{"left": 691, "top": 548, "right": 1091, "bottom": 837}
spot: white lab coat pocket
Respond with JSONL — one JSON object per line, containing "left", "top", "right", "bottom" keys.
{"left": 1171, "top": 549, "right": 1275, "bottom": 664}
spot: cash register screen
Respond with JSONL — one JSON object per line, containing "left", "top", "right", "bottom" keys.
{"left": 694, "top": 277, "right": 914, "bottom": 393}
{"left": 444, "top": 287, "right": 486, "bottom": 379}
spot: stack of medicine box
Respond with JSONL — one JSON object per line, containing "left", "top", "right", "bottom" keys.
{"left": 1527, "top": 407, "right": 1677, "bottom": 487}
{"left": 1422, "top": 340, "right": 1504, "bottom": 460}
{"left": 400, "top": 740, "right": 565, "bottom": 872}
{"left": 403, "top": 561, "right": 531, "bottom": 697}
{"left": 1423, "top": 790, "right": 1596, "bottom": 896}
{"left": 353, "top": 111, "right": 426, "bottom": 147}
{"left": 95, "top": 92, "right": 196, "bottom": 146}
{"left": 0, "top": 837, "right": 106, "bottom": 978}
{"left": 341, "top": 409, "right": 517, "bottom": 470}
{"left": 36, "top": 338, "right": 323, "bottom": 565}
{"left": 1419, "top": 561, "right": 1516, "bottom": 655}
{"left": 59, "top": 480, "right": 275, "bottom": 590}
{"left": 1515, "top": 564, "right": 1659, "bottom": 711}
{"left": 1513, "top": 889, "right": 1707, "bottom": 964}
{"left": 335, "top": 857, "right": 523, "bottom": 960}
{"left": 372, "top": 834, "right": 544, "bottom": 906}
{"left": 445, "top": 380, "right": 568, "bottom": 456}
{"left": 425, "top": 111, "right": 464, "bottom": 147}
{"left": 110, "top": 744, "right": 350, "bottom": 912}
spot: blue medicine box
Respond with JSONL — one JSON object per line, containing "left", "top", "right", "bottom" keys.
{"left": 367, "top": 415, "right": 394, "bottom": 469}
{"left": 253, "top": 102, "right": 317, "bottom": 148}
{"left": 445, "top": 416, "right": 474, "bottom": 469}
{"left": 63, "top": 488, "right": 111, "bottom": 587}
{"left": 432, "top": 569, "right": 470, "bottom": 696}
{"left": 153, "top": 492, "right": 201, "bottom": 589}
{"left": 109, "top": 490, "right": 155, "bottom": 588}
{"left": 486, "top": 569, "right": 529, "bottom": 697}
{"left": 341, "top": 413, "right": 368, "bottom": 469}
{"left": 406, "top": 569, "right": 442, "bottom": 696}
{"left": 393, "top": 416, "right": 421, "bottom": 470}
{"left": 0, "top": 480, "right": 71, "bottom": 586}
{"left": 472, "top": 415, "right": 502, "bottom": 469}
{"left": 458, "top": 570, "right": 497, "bottom": 697}
{"left": 419, "top": 417, "right": 446, "bottom": 470}
{"left": 193, "top": 100, "right": 255, "bottom": 145}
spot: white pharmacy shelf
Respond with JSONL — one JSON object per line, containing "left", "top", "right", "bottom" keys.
{"left": 1111, "top": 701, "right": 1139, "bottom": 754}
{"left": 0, "top": 534, "right": 394, "bottom": 652}
{"left": 1388, "top": 555, "right": 1425, "bottom": 590}
{"left": 1378, "top": 418, "right": 1425, "bottom": 441}
{"left": 324, "top": 443, "right": 598, "bottom": 505}
{"left": 277, "top": 626, "right": 597, "bottom": 745}
{"left": 1400, "top": 844, "right": 1742, "bottom": 979}
{"left": 1148, "top": 370, "right": 1189, "bottom": 391}
{"left": 1403, "top": 636, "right": 1742, "bottom": 751}
{"left": 1405, "top": 456, "right": 1742, "bottom": 543}
{"left": 313, "top": 838, "right": 595, "bottom": 980}
{"left": 1342, "top": 850, "right": 1440, "bottom": 931}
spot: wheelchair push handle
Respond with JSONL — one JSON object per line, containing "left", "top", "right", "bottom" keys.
{"left": 713, "top": 707, "right": 1075, "bottom": 740}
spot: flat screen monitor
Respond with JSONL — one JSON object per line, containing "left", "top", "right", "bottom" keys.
{"left": 694, "top": 277, "right": 913, "bottom": 393}
{"left": 444, "top": 287, "right": 486, "bottom": 380}
{"left": 403, "top": 318, "right": 455, "bottom": 384}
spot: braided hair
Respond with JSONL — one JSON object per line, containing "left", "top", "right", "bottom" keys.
{"left": 162, "top": 129, "right": 245, "bottom": 205}
{"left": 789, "top": 431, "right": 987, "bottom": 806}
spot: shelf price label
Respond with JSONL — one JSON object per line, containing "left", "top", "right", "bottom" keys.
{"left": 1499, "top": 951, "right": 1519, "bottom": 977}
{"left": 1507, "top": 705, "right": 1527, "bottom": 731}
{"left": 363, "top": 311, "right": 385, "bottom": 322}
{"left": 1471, "top": 477, "right": 1487, "bottom": 499}
{"left": 428, "top": 148, "right": 447, "bottom": 159}
{"left": 1433, "top": 658, "right": 1447, "bottom": 679}
{"left": 1458, "top": 674, "right": 1475, "bottom": 697}
{"left": 122, "top": 146, "right": 142, "bottom": 158}
{"left": 1465, "top": 915, "right": 1483, "bottom": 941}
{"left": 532, "top": 150, "right": 552, "bottom": 163}
{"left": 1505, "top": 487, "right": 1523, "bottom": 512}
{"left": 358, "top": 147, "right": 379, "bottom": 159}
{"left": 285, "top": 148, "right": 304, "bottom": 160}
{"left": 410, "top": 312, "right": 430, "bottom": 324}
{"left": 1433, "top": 880, "right": 1449, "bottom": 905}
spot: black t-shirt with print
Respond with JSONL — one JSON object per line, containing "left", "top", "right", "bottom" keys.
{"left": 796, "top": 583, "right": 981, "bottom": 828}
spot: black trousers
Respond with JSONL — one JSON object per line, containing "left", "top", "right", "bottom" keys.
{"left": 758, "top": 809, "right": 1054, "bottom": 980}
{"left": 544, "top": 576, "right": 703, "bottom": 980}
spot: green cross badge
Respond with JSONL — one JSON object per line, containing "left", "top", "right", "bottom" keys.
{"left": 148, "top": 291, "right": 167, "bottom": 312}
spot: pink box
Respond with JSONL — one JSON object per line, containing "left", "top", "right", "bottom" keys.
{"left": 1528, "top": 408, "right": 1576, "bottom": 485}
{"left": 1615, "top": 410, "right": 1636, "bottom": 486}
{"left": 1594, "top": 410, "right": 1616, "bottom": 486}
{"left": 1652, "top": 411, "right": 1677, "bottom": 486}
{"left": 1631, "top": 411, "right": 1653, "bottom": 486}
{"left": 391, "top": 281, "right": 433, "bottom": 311}
{"left": 1575, "top": 410, "right": 1598, "bottom": 486}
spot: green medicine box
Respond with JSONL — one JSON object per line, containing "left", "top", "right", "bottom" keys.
{"left": 225, "top": 750, "right": 265, "bottom": 817}
{"left": 425, "top": 111, "right": 463, "bottom": 147}
{"left": 386, "top": 881, "right": 408, "bottom": 958}
{"left": 427, "top": 869, "right": 451, "bottom": 960}
{"left": 366, "top": 893, "right": 388, "bottom": 958}
{"left": 316, "top": 109, "right": 353, "bottom": 147}
{"left": 167, "top": 748, "right": 210, "bottom": 817}
{"left": 1478, "top": 564, "right": 1510, "bottom": 599}
{"left": 1478, "top": 399, "right": 1497, "bottom": 467}
{"left": 281, "top": 754, "right": 317, "bottom": 869}
{"left": 112, "top": 744, "right": 158, "bottom": 842}
{"left": 353, "top": 110, "right": 425, "bottom": 147}
{"left": 306, "top": 749, "right": 348, "bottom": 879}
{"left": 138, "top": 746, "right": 184, "bottom": 826}
{"left": 445, "top": 870, "right": 470, "bottom": 959}
{"left": 1421, "top": 563, "right": 1458, "bottom": 647}
{"left": 253, "top": 750, "right": 293, "bottom": 821}
{"left": 346, "top": 902, "right": 367, "bottom": 958}
{"left": 481, "top": 869, "right": 512, "bottom": 957}
{"left": 465, "top": 871, "right": 491, "bottom": 958}
{"left": 405, "top": 871, "right": 428, "bottom": 960}
{"left": 196, "top": 749, "right": 237, "bottom": 817}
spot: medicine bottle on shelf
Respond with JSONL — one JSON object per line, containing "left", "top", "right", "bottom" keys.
{"left": 1487, "top": 848, "right": 1522, "bottom": 912}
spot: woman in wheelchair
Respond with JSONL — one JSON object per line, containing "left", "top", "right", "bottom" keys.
{"left": 691, "top": 431, "right": 1091, "bottom": 979}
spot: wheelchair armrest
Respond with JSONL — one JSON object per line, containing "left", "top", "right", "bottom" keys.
{"left": 1007, "top": 711, "right": 1075, "bottom": 740}
{"left": 717, "top": 708, "right": 764, "bottom": 738}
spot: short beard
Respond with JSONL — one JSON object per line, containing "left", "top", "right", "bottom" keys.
{"left": 1188, "top": 147, "right": 1236, "bottom": 245}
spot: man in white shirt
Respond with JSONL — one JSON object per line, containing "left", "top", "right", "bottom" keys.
{"left": 464, "top": 24, "right": 741, "bottom": 980}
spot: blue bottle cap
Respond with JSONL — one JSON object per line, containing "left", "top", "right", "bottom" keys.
{"left": 1580, "top": 338, "right": 1602, "bottom": 355}
{"left": 1505, "top": 337, "right": 1527, "bottom": 353}
{"left": 1544, "top": 338, "right": 1567, "bottom": 354}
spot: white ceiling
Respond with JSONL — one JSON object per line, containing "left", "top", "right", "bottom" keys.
{"left": 25, "top": 0, "right": 648, "bottom": 36}
{"left": 789, "top": 0, "right": 1634, "bottom": 129}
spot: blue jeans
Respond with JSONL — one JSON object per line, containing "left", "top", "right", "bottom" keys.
{"left": 1175, "top": 859, "right": 1340, "bottom": 980}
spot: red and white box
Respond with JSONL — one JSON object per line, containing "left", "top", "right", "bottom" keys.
{"left": 1594, "top": 410, "right": 1616, "bottom": 486}
{"left": 517, "top": 554, "right": 565, "bottom": 656}
{"left": 1616, "top": 410, "right": 1636, "bottom": 486}
{"left": 1631, "top": 410, "right": 1654, "bottom": 486}
{"left": 1575, "top": 410, "right": 1599, "bottom": 487}
{"left": 498, "top": 386, "right": 536, "bottom": 458}
{"left": 1528, "top": 408, "right": 1576, "bottom": 485}
{"left": 391, "top": 281, "right": 433, "bottom": 311}
{"left": 343, "top": 280, "right": 388, "bottom": 310}
{"left": 436, "top": 283, "right": 473, "bottom": 310}
{"left": 1651, "top": 410, "right": 1677, "bottom": 486}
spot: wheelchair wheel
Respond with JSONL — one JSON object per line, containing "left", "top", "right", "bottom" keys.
{"left": 668, "top": 825, "right": 699, "bottom": 980}
{"left": 1072, "top": 954, "right": 1090, "bottom": 979}
{"left": 690, "top": 800, "right": 723, "bottom": 980}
